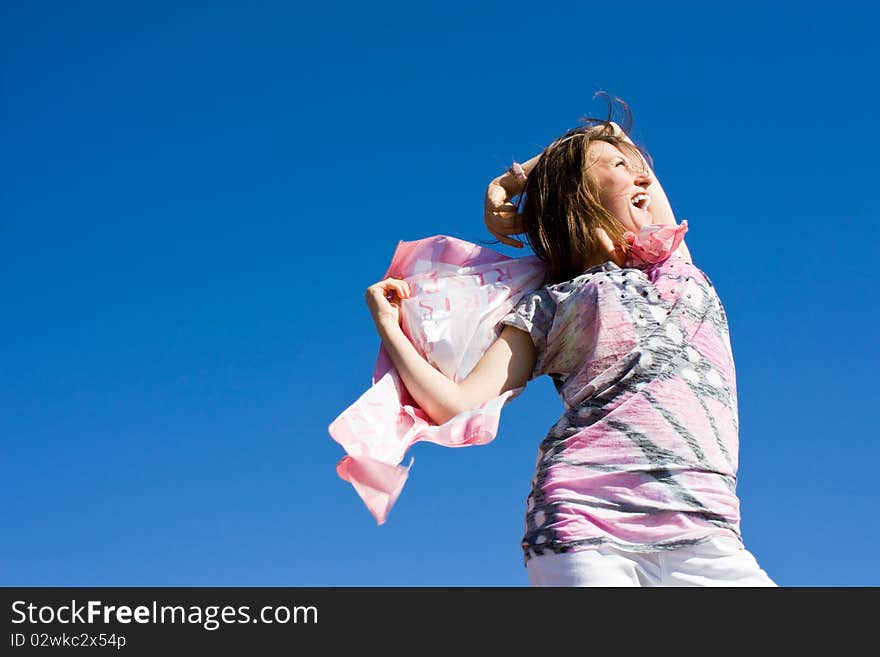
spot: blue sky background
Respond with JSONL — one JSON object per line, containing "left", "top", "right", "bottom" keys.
{"left": 2, "top": 1, "right": 878, "bottom": 587}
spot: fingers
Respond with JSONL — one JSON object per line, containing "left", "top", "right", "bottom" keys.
{"left": 490, "top": 202, "right": 518, "bottom": 215}
{"left": 382, "top": 277, "right": 410, "bottom": 301}
{"left": 366, "top": 277, "right": 411, "bottom": 302}
{"left": 485, "top": 185, "right": 509, "bottom": 209}
{"left": 486, "top": 220, "right": 525, "bottom": 249}
{"left": 485, "top": 225, "right": 525, "bottom": 249}
{"left": 484, "top": 180, "right": 525, "bottom": 248}
{"left": 365, "top": 277, "right": 412, "bottom": 327}
{"left": 486, "top": 211, "right": 525, "bottom": 234}
{"left": 496, "top": 235, "right": 524, "bottom": 249}
{"left": 484, "top": 180, "right": 514, "bottom": 213}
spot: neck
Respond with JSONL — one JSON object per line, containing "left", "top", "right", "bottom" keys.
{"left": 581, "top": 230, "right": 626, "bottom": 269}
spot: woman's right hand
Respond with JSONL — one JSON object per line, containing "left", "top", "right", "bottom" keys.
{"left": 365, "top": 277, "right": 411, "bottom": 328}
{"left": 484, "top": 176, "right": 526, "bottom": 249}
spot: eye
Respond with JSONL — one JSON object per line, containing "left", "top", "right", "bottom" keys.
{"left": 615, "top": 159, "right": 627, "bottom": 167}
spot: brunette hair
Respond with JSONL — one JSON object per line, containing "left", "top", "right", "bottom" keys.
{"left": 516, "top": 94, "right": 653, "bottom": 284}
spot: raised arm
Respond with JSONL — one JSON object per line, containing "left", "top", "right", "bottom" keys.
{"left": 485, "top": 122, "right": 691, "bottom": 261}
{"left": 365, "top": 277, "right": 537, "bottom": 425}
{"left": 610, "top": 123, "right": 693, "bottom": 262}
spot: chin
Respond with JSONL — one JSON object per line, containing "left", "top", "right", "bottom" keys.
{"left": 632, "top": 210, "right": 653, "bottom": 230}
{"left": 625, "top": 216, "right": 647, "bottom": 233}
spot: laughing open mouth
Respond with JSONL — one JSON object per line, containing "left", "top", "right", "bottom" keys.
{"left": 631, "top": 193, "right": 651, "bottom": 210}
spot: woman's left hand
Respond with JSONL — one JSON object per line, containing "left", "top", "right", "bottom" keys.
{"left": 365, "top": 277, "right": 411, "bottom": 329}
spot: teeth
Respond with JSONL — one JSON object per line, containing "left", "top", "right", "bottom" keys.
{"left": 631, "top": 193, "right": 650, "bottom": 209}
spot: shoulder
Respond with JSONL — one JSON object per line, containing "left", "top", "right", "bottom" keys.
{"left": 513, "top": 285, "right": 557, "bottom": 314}
{"left": 547, "top": 262, "right": 623, "bottom": 298}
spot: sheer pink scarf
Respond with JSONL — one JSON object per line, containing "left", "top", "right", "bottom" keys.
{"left": 329, "top": 235, "right": 545, "bottom": 523}
{"left": 330, "top": 223, "right": 688, "bottom": 524}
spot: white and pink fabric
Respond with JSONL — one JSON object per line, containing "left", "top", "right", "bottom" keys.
{"left": 623, "top": 220, "right": 688, "bottom": 267}
{"left": 329, "top": 223, "right": 690, "bottom": 526}
{"left": 329, "top": 235, "right": 546, "bottom": 524}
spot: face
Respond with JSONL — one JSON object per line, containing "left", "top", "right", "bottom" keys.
{"left": 586, "top": 141, "right": 654, "bottom": 234}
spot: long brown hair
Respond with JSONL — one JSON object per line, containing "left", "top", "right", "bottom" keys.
{"left": 517, "top": 95, "right": 652, "bottom": 285}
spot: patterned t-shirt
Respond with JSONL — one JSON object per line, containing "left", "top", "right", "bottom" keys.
{"left": 500, "top": 248, "right": 743, "bottom": 562}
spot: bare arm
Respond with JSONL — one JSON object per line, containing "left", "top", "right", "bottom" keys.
{"left": 612, "top": 125, "right": 693, "bottom": 262}
{"left": 366, "top": 278, "right": 537, "bottom": 425}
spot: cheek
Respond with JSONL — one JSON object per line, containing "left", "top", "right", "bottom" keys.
{"left": 601, "top": 178, "right": 629, "bottom": 207}
{"left": 610, "top": 172, "right": 631, "bottom": 195}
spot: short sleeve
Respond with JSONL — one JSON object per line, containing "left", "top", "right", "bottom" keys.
{"left": 499, "top": 287, "right": 556, "bottom": 380}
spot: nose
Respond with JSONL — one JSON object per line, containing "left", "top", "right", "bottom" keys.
{"left": 634, "top": 169, "right": 652, "bottom": 188}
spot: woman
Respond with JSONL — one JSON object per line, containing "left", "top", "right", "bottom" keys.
{"left": 365, "top": 99, "right": 775, "bottom": 586}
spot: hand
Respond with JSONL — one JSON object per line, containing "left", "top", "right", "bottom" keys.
{"left": 365, "top": 277, "right": 411, "bottom": 328}
{"left": 484, "top": 177, "right": 526, "bottom": 249}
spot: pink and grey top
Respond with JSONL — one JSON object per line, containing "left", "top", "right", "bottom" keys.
{"left": 331, "top": 222, "right": 745, "bottom": 566}
{"left": 500, "top": 223, "right": 743, "bottom": 561}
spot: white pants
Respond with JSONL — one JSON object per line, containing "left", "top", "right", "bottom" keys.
{"left": 526, "top": 536, "right": 776, "bottom": 587}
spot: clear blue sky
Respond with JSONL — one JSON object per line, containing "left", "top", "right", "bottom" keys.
{"left": 2, "top": 1, "right": 878, "bottom": 587}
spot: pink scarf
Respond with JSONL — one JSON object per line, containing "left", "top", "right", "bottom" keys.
{"left": 330, "top": 223, "right": 688, "bottom": 524}
{"left": 624, "top": 220, "right": 688, "bottom": 267}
